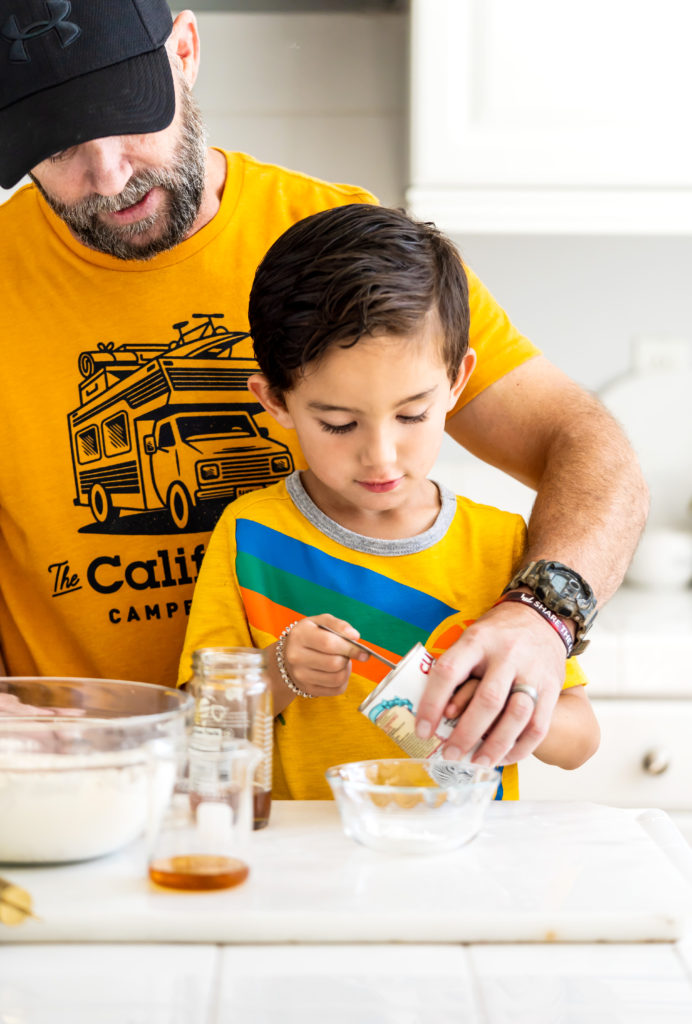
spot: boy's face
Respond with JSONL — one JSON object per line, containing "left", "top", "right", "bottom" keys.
{"left": 249, "top": 317, "right": 475, "bottom": 532}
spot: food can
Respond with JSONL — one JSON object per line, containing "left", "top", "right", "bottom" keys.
{"left": 358, "top": 643, "right": 460, "bottom": 759}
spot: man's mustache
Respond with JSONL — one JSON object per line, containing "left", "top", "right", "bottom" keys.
{"left": 67, "top": 171, "right": 174, "bottom": 222}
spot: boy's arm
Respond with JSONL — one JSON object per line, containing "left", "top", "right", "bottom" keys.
{"left": 532, "top": 684, "right": 600, "bottom": 769}
{"left": 418, "top": 356, "right": 647, "bottom": 768}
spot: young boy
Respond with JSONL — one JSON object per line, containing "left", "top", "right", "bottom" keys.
{"left": 178, "top": 204, "right": 599, "bottom": 800}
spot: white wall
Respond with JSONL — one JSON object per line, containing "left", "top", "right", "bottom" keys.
{"left": 193, "top": 11, "right": 408, "bottom": 208}
{"left": 454, "top": 234, "right": 692, "bottom": 395}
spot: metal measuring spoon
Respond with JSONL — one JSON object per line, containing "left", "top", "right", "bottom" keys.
{"left": 317, "top": 624, "right": 397, "bottom": 669}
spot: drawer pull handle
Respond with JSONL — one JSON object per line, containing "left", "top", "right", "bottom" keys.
{"left": 642, "top": 750, "right": 670, "bottom": 776}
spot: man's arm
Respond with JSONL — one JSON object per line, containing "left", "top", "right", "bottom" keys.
{"left": 446, "top": 355, "right": 647, "bottom": 600}
{"left": 416, "top": 355, "right": 648, "bottom": 767}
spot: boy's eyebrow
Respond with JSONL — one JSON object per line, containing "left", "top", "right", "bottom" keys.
{"left": 308, "top": 387, "right": 438, "bottom": 414}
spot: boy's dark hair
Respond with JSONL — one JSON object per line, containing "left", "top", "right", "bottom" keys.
{"left": 248, "top": 203, "right": 469, "bottom": 393}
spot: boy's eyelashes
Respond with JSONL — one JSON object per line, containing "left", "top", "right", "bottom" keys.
{"left": 320, "top": 420, "right": 356, "bottom": 435}
{"left": 318, "top": 411, "right": 430, "bottom": 435}
{"left": 398, "top": 411, "right": 429, "bottom": 424}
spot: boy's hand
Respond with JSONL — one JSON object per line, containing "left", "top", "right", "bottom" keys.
{"left": 443, "top": 677, "right": 482, "bottom": 720}
{"left": 281, "top": 614, "right": 370, "bottom": 698}
{"left": 415, "top": 600, "right": 566, "bottom": 766}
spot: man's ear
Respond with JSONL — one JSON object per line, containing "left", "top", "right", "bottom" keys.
{"left": 169, "top": 11, "right": 201, "bottom": 87}
{"left": 447, "top": 349, "right": 477, "bottom": 411}
{"left": 248, "top": 374, "right": 295, "bottom": 429}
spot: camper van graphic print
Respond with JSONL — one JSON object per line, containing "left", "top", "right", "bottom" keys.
{"left": 67, "top": 314, "right": 294, "bottom": 534}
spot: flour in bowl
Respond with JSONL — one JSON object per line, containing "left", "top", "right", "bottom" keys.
{"left": 0, "top": 747, "right": 176, "bottom": 863}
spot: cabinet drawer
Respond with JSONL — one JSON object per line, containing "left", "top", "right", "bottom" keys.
{"left": 519, "top": 700, "right": 692, "bottom": 810}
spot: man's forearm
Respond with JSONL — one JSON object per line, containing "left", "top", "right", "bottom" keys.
{"left": 522, "top": 398, "right": 648, "bottom": 604}
{"left": 446, "top": 356, "right": 649, "bottom": 606}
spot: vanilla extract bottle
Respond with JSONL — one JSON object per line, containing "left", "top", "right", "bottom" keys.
{"left": 148, "top": 712, "right": 261, "bottom": 891}
{"left": 147, "top": 769, "right": 255, "bottom": 892}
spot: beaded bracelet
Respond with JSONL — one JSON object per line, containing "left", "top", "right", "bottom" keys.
{"left": 494, "top": 591, "right": 574, "bottom": 657}
{"left": 276, "top": 622, "right": 314, "bottom": 699}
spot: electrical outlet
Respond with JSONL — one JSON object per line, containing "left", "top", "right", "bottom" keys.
{"left": 632, "top": 336, "right": 692, "bottom": 373}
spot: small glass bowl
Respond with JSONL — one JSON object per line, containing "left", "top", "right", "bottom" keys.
{"left": 326, "top": 758, "right": 500, "bottom": 855}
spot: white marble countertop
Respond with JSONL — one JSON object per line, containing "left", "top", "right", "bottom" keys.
{"left": 3, "top": 799, "right": 692, "bottom": 946}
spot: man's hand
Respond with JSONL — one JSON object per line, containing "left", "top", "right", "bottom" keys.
{"left": 0, "top": 692, "right": 84, "bottom": 717}
{"left": 0, "top": 691, "right": 87, "bottom": 754}
{"left": 414, "top": 601, "right": 567, "bottom": 765}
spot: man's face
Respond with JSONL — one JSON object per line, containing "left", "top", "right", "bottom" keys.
{"left": 29, "top": 74, "right": 207, "bottom": 261}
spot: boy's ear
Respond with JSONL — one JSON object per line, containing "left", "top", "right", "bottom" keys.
{"left": 247, "top": 374, "right": 295, "bottom": 429}
{"left": 447, "top": 349, "right": 477, "bottom": 410}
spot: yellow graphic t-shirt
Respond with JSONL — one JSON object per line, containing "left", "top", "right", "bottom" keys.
{"left": 0, "top": 151, "right": 538, "bottom": 686}
{"left": 179, "top": 474, "right": 586, "bottom": 800}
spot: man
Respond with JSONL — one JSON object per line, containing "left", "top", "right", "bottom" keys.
{"left": 0, "top": 1, "right": 646, "bottom": 768}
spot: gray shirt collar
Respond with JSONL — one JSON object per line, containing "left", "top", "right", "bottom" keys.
{"left": 285, "top": 471, "right": 457, "bottom": 557}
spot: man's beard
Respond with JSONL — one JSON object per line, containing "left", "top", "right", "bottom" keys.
{"left": 32, "top": 84, "right": 208, "bottom": 261}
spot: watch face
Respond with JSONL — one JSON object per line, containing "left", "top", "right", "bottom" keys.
{"left": 550, "top": 568, "right": 582, "bottom": 600}
{"left": 506, "top": 560, "right": 597, "bottom": 635}
{"left": 539, "top": 561, "right": 597, "bottom": 623}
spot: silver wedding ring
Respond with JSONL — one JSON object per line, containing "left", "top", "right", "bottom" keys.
{"left": 509, "top": 684, "right": 539, "bottom": 706}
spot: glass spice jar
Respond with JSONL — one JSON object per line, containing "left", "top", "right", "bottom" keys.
{"left": 189, "top": 647, "right": 273, "bottom": 829}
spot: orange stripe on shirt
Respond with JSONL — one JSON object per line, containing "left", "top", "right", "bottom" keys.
{"left": 240, "top": 587, "right": 301, "bottom": 639}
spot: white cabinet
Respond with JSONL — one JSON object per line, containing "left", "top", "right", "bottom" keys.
{"left": 520, "top": 699, "right": 692, "bottom": 810}
{"left": 519, "top": 587, "right": 692, "bottom": 841}
{"left": 407, "top": 0, "right": 692, "bottom": 233}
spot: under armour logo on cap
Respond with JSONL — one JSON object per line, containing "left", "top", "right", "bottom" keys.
{"left": 2, "top": 0, "right": 80, "bottom": 63}
{"left": 0, "top": 0, "right": 175, "bottom": 188}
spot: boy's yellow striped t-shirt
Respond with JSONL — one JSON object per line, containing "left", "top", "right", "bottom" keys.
{"left": 179, "top": 473, "right": 587, "bottom": 801}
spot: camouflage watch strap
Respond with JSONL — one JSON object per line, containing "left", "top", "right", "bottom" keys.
{"left": 502, "top": 560, "right": 597, "bottom": 656}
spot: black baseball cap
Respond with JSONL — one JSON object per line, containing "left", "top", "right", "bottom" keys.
{"left": 0, "top": 0, "right": 175, "bottom": 188}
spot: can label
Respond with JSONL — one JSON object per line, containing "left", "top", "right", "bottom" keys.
{"left": 358, "top": 643, "right": 459, "bottom": 759}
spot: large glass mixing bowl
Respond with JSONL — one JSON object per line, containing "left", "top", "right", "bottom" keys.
{"left": 0, "top": 677, "right": 193, "bottom": 864}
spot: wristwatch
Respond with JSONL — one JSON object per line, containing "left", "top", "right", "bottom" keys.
{"left": 502, "top": 560, "right": 598, "bottom": 656}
